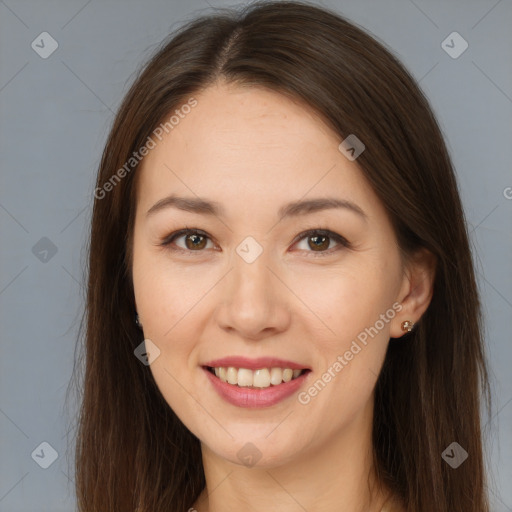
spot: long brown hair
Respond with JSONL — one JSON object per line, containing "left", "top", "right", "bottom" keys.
{"left": 70, "top": 1, "right": 492, "bottom": 510}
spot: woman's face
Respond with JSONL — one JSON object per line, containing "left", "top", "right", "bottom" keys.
{"left": 131, "top": 82, "right": 414, "bottom": 468}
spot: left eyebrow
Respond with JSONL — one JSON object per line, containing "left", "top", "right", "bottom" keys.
{"left": 278, "top": 197, "right": 367, "bottom": 222}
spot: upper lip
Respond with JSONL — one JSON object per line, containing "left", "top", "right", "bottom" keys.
{"left": 203, "top": 356, "right": 310, "bottom": 371}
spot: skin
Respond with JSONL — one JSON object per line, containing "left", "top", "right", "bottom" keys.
{"left": 131, "top": 81, "right": 435, "bottom": 512}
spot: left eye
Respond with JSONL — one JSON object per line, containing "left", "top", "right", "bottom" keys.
{"left": 293, "top": 229, "right": 349, "bottom": 254}
{"left": 160, "top": 228, "right": 349, "bottom": 255}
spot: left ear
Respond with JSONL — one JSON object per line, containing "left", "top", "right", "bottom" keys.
{"left": 390, "top": 247, "right": 437, "bottom": 338}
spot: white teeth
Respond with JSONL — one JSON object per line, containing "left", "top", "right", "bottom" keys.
{"left": 212, "top": 366, "right": 305, "bottom": 388}
{"left": 226, "top": 367, "right": 238, "bottom": 385}
{"left": 237, "top": 368, "right": 253, "bottom": 387}
{"left": 253, "top": 369, "right": 270, "bottom": 388}
{"left": 270, "top": 367, "right": 283, "bottom": 385}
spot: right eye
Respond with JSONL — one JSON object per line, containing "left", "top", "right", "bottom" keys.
{"left": 160, "top": 228, "right": 216, "bottom": 253}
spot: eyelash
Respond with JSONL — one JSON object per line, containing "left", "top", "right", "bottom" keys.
{"left": 159, "top": 227, "right": 351, "bottom": 257}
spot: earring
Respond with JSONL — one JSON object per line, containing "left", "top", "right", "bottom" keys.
{"left": 401, "top": 320, "right": 414, "bottom": 332}
{"left": 135, "top": 313, "right": 142, "bottom": 328}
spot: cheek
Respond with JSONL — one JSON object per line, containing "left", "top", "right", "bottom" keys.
{"left": 291, "top": 261, "right": 395, "bottom": 344}
{"left": 133, "top": 248, "right": 214, "bottom": 338}
{"left": 132, "top": 253, "right": 205, "bottom": 413}
{"left": 292, "top": 262, "right": 396, "bottom": 406}
{"left": 132, "top": 251, "right": 210, "bottom": 411}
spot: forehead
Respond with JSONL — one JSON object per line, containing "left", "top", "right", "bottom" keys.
{"left": 159, "top": 83, "right": 339, "bottom": 167}
{"left": 135, "top": 82, "right": 383, "bottom": 223}
{"left": 185, "top": 82, "right": 333, "bottom": 141}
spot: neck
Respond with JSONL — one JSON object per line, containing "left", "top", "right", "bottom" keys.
{"left": 192, "top": 399, "right": 392, "bottom": 512}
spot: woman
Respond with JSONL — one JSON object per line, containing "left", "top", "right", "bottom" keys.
{"left": 74, "top": 1, "right": 491, "bottom": 511}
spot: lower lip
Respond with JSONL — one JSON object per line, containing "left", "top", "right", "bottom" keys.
{"left": 203, "top": 367, "right": 310, "bottom": 408}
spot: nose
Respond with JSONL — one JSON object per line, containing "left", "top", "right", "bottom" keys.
{"left": 214, "top": 251, "right": 292, "bottom": 341}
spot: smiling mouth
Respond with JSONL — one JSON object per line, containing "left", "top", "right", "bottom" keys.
{"left": 205, "top": 366, "right": 310, "bottom": 389}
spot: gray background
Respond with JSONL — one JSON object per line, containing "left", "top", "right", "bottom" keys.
{"left": 0, "top": 0, "right": 511, "bottom": 510}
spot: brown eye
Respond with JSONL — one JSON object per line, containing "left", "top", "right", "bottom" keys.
{"left": 308, "top": 234, "right": 330, "bottom": 251}
{"left": 161, "top": 229, "right": 214, "bottom": 252}
{"left": 293, "top": 229, "right": 350, "bottom": 255}
{"left": 184, "top": 233, "right": 207, "bottom": 250}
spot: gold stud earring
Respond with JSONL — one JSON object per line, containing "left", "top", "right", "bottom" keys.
{"left": 401, "top": 320, "right": 414, "bottom": 332}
